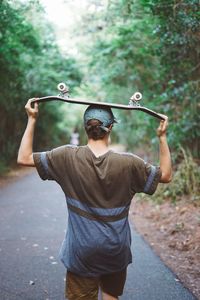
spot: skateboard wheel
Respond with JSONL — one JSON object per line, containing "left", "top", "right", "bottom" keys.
{"left": 132, "top": 92, "right": 142, "bottom": 101}
{"left": 57, "top": 82, "right": 69, "bottom": 93}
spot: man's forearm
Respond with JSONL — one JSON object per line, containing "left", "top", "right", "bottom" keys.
{"left": 17, "top": 118, "right": 36, "bottom": 166}
{"left": 159, "top": 135, "right": 172, "bottom": 183}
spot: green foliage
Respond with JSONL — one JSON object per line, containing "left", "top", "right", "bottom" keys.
{"left": 74, "top": 0, "right": 200, "bottom": 157}
{"left": 75, "top": 0, "right": 161, "bottom": 148}
{"left": 147, "top": 0, "right": 200, "bottom": 156}
{"left": 0, "top": 0, "right": 82, "bottom": 167}
{"left": 0, "top": 161, "right": 10, "bottom": 175}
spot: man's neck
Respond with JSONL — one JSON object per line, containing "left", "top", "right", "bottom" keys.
{"left": 87, "top": 138, "right": 109, "bottom": 157}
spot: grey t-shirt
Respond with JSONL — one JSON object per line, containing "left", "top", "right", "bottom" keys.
{"left": 33, "top": 145, "right": 161, "bottom": 276}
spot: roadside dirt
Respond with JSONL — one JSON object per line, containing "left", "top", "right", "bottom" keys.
{"left": 130, "top": 198, "right": 200, "bottom": 299}
{"left": 0, "top": 166, "right": 34, "bottom": 188}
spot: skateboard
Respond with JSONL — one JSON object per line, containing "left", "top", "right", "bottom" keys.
{"left": 32, "top": 83, "right": 165, "bottom": 120}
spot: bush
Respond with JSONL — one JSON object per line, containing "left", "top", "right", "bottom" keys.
{"left": 151, "top": 147, "right": 200, "bottom": 203}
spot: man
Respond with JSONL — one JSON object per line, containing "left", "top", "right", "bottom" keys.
{"left": 18, "top": 99, "right": 172, "bottom": 300}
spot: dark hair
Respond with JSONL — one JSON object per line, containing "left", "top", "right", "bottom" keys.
{"left": 85, "top": 119, "right": 109, "bottom": 140}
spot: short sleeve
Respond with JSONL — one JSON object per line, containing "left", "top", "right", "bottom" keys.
{"left": 131, "top": 155, "right": 161, "bottom": 195}
{"left": 33, "top": 146, "right": 67, "bottom": 182}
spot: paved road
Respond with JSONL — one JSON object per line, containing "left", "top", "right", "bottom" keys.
{"left": 0, "top": 171, "right": 197, "bottom": 300}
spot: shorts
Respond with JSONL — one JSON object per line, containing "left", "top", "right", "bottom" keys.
{"left": 65, "top": 269, "right": 127, "bottom": 300}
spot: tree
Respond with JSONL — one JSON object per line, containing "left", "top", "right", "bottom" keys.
{"left": 0, "top": 0, "right": 82, "bottom": 171}
{"left": 146, "top": 0, "right": 200, "bottom": 156}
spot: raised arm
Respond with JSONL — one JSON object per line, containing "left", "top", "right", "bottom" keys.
{"left": 17, "top": 99, "right": 39, "bottom": 166}
{"left": 157, "top": 116, "right": 172, "bottom": 183}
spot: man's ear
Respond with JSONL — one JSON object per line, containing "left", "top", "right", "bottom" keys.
{"left": 108, "top": 124, "right": 113, "bottom": 131}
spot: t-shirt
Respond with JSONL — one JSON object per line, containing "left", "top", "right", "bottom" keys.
{"left": 33, "top": 145, "right": 161, "bottom": 277}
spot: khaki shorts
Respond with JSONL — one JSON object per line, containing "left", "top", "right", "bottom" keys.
{"left": 65, "top": 269, "right": 127, "bottom": 300}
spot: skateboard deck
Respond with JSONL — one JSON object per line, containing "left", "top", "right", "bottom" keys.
{"left": 32, "top": 83, "right": 165, "bottom": 121}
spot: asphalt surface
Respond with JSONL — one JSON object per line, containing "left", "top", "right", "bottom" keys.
{"left": 0, "top": 171, "right": 197, "bottom": 300}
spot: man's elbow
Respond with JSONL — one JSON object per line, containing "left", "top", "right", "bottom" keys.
{"left": 17, "top": 156, "right": 27, "bottom": 165}
{"left": 160, "top": 173, "right": 172, "bottom": 183}
{"left": 17, "top": 154, "right": 34, "bottom": 166}
{"left": 17, "top": 153, "right": 23, "bottom": 165}
{"left": 17, "top": 158, "right": 25, "bottom": 165}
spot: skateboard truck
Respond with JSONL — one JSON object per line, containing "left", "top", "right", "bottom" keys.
{"left": 57, "top": 82, "right": 69, "bottom": 98}
{"left": 57, "top": 83, "right": 142, "bottom": 107}
{"left": 129, "top": 92, "right": 142, "bottom": 107}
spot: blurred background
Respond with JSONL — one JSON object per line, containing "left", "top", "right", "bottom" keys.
{"left": 0, "top": 0, "right": 200, "bottom": 202}
{"left": 0, "top": 1, "right": 200, "bottom": 298}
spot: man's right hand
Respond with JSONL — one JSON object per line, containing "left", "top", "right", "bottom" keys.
{"left": 157, "top": 115, "right": 168, "bottom": 138}
{"left": 25, "top": 99, "right": 39, "bottom": 120}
